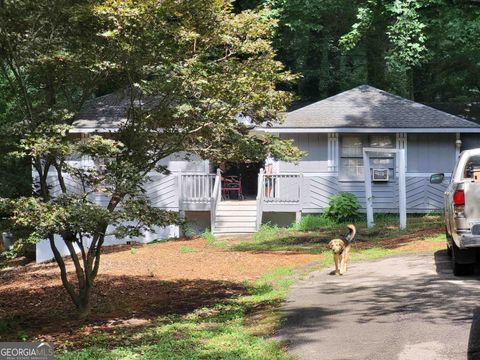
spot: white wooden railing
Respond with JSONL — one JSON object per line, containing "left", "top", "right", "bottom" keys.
{"left": 263, "top": 173, "right": 302, "bottom": 204}
{"left": 179, "top": 172, "right": 216, "bottom": 204}
{"left": 210, "top": 169, "right": 222, "bottom": 232}
{"left": 256, "top": 168, "right": 265, "bottom": 230}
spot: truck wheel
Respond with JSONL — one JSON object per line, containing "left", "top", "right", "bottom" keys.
{"left": 452, "top": 241, "right": 475, "bottom": 276}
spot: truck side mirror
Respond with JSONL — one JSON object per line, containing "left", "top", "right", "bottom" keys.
{"left": 430, "top": 173, "right": 445, "bottom": 184}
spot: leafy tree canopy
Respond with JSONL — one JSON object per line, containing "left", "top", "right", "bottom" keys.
{"left": 0, "top": 0, "right": 302, "bottom": 317}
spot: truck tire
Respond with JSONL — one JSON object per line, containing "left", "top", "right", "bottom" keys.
{"left": 452, "top": 241, "right": 475, "bottom": 276}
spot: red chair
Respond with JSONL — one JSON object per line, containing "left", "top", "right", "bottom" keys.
{"left": 222, "top": 176, "right": 244, "bottom": 200}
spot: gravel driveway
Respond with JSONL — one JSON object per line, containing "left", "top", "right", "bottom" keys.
{"left": 277, "top": 250, "right": 480, "bottom": 360}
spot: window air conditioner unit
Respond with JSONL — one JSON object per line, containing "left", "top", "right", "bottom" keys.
{"left": 372, "top": 168, "right": 389, "bottom": 182}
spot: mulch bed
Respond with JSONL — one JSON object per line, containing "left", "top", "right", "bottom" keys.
{"left": 0, "top": 237, "right": 319, "bottom": 344}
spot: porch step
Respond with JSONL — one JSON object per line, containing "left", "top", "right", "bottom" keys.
{"left": 216, "top": 210, "right": 257, "bottom": 217}
{"left": 214, "top": 227, "right": 257, "bottom": 234}
{"left": 217, "top": 205, "right": 257, "bottom": 211}
{"left": 215, "top": 215, "right": 257, "bottom": 223}
{"left": 215, "top": 221, "right": 256, "bottom": 228}
{"left": 213, "top": 200, "right": 258, "bottom": 234}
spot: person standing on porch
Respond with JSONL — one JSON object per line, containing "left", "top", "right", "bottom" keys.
{"left": 265, "top": 151, "right": 275, "bottom": 197}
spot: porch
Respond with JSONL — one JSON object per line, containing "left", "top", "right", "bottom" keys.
{"left": 178, "top": 171, "right": 302, "bottom": 234}
{"left": 174, "top": 169, "right": 448, "bottom": 234}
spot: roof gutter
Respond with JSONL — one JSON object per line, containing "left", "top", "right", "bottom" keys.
{"left": 255, "top": 127, "right": 480, "bottom": 134}
{"left": 68, "top": 128, "right": 119, "bottom": 134}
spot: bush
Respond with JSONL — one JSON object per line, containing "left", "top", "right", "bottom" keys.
{"left": 323, "top": 192, "right": 360, "bottom": 223}
{"left": 253, "top": 223, "right": 280, "bottom": 242}
{"left": 201, "top": 229, "right": 227, "bottom": 249}
{"left": 293, "top": 214, "right": 334, "bottom": 231}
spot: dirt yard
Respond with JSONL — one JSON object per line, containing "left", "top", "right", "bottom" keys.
{"left": 0, "top": 237, "right": 319, "bottom": 343}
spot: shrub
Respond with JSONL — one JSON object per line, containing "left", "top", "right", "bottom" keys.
{"left": 293, "top": 214, "right": 335, "bottom": 231}
{"left": 201, "top": 229, "right": 227, "bottom": 249}
{"left": 323, "top": 192, "right": 360, "bottom": 223}
{"left": 253, "top": 223, "right": 280, "bottom": 242}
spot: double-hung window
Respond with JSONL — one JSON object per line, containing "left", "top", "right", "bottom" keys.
{"left": 340, "top": 135, "right": 395, "bottom": 180}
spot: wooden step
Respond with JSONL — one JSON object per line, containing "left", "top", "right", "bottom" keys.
{"left": 215, "top": 221, "right": 256, "bottom": 228}
{"left": 215, "top": 215, "right": 257, "bottom": 223}
{"left": 214, "top": 227, "right": 256, "bottom": 234}
{"left": 216, "top": 210, "right": 257, "bottom": 217}
{"left": 217, "top": 205, "right": 257, "bottom": 211}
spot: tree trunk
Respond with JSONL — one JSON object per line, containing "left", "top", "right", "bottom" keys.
{"left": 77, "top": 299, "right": 91, "bottom": 320}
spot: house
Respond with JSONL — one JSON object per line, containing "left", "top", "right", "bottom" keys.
{"left": 36, "top": 85, "right": 480, "bottom": 262}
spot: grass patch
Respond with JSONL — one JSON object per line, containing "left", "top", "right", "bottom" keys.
{"left": 58, "top": 267, "right": 299, "bottom": 360}
{"left": 179, "top": 246, "right": 198, "bottom": 254}
{"left": 50, "top": 214, "right": 447, "bottom": 359}
{"left": 233, "top": 213, "right": 445, "bottom": 254}
{"left": 252, "top": 223, "right": 281, "bottom": 242}
{"left": 318, "top": 233, "right": 445, "bottom": 268}
{"left": 291, "top": 214, "right": 335, "bottom": 231}
{"left": 201, "top": 230, "right": 227, "bottom": 249}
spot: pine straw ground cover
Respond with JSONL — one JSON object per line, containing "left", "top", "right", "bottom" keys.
{"left": 0, "top": 214, "right": 445, "bottom": 359}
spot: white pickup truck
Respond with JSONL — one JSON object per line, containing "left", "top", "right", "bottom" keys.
{"left": 431, "top": 149, "right": 480, "bottom": 275}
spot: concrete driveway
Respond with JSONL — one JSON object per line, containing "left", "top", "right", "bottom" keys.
{"left": 276, "top": 250, "right": 480, "bottom": 360}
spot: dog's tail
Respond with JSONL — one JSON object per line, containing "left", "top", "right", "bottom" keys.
{"left": 346, "top": 224, "right": 356, "bottom": 242}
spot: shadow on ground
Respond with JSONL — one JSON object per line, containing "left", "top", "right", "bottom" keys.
{"left": 276, "top": 250, "right": 480, "bottom": 354}
{"left": 0, "top": 275, "right": 246, "bottom": 343}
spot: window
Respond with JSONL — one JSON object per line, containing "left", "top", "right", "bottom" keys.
{"left": 340, "top": 135, "right": 395, "bottom": 180}
{"left": 463, "top": 155, "right": 480, "bottom": 179}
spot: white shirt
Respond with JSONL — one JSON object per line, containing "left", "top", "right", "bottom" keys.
{"left": 265, "top": 154, "right": 274, "bottom": 166}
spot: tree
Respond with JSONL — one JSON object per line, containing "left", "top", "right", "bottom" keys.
{"left": 0, "top": 0, "right": 302, "bottom": 318}
{"left": 237, "top": 0, "right": 480, "bottom": 103}
{"left": 263, "top": 0, "right": 363, "bottom": 99}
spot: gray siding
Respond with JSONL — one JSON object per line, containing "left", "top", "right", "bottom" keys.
{"left": 405, "top": 176, "right": 449, "bottom": 211}
{"left": 461, "top": 134, "right": 480, "bottom": 151}
{"left": 301, "top": 175, "right": 448, "bottom": 213}
{"left": 407, "top": 134, "right": 456, "bottom": 173}
{"left": 147, "top": 173, "right": 179, "bottom": 210}
{"left": 339, "top": 180, "right": 398, "bottom": 211}
{"left": 279, "top": 133, "right": 328, "bottom": 172}
{"left": 303, "top": 176, "right": 338, "bottom": 212}
{"left": 158, "top": 152, "right": 208, "bottom": 173}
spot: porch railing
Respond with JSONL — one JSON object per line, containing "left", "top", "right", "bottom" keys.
{"left": 263, "top": 173, "right": 302, "bottom": 204}
{"left": 179, "top": 173, "right": 216, "bottom": 204}
{"left": 210, "top": 169, "right": 222, "bottom": 232}
{"left": 255, "top": 168, "right": 265, "bottom": 230}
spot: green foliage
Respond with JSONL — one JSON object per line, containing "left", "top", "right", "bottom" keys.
{"left": 264, "top": 0, "right": 363, "bottom": 99}
{"left": 0, "top": 0, "right": 301, "bottom": 316}
{"left": 252, "top": 223, "right": 280, "bottom": 242}
{"left": 237, "top": 0, "right": 480, "bottom": 102}
{"left": 323, "top": 192, "right": 361, "bottom": 223}
{"left": 293, "top": 214, "right": 334, "bottom": 231}
{"left": 58, "top": 266, "right": 297, "bottom": 360}
{"left": 179, "top": 246, "right": 198, "bottom": 254}
{"left": 201, "top": 229, "right": 227, "bottom": 249}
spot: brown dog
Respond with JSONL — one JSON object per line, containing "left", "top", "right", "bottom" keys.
{"left": 328, "top": 224, "right": 356, "bottom": 275}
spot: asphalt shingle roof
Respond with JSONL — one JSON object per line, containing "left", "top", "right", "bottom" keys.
{"left": 269, "top": 85, "right": 480, "bottom": 129}
{"left": 72, "top": 91, "right": 160, "bottom": 131}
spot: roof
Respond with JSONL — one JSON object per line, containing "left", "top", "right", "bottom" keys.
{"left": 264, "top": 85, "right": 480, "bottom": 130}
{"left": 72, "top": 91, "right": 161, "bottom": 132}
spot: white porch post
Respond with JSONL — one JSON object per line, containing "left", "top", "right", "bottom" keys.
{"left": 456, "top": 133, "right": 461, "bottom": 159}
{"left": 328, "top": 133, "right": 339, "bottom": 172}
{"left": 396, "top": 133, "right": 407, "bottom": 173}
{"left": 363, "top": 150, "right": 374, "bottom": 227}
{"left": 364, "top": 148, "right": 407, "bottom": 229}
{"left": 398, "top": 149, "right": 407, "bottom": 229}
